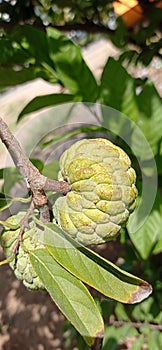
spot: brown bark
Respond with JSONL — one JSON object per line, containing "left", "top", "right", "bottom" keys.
{"left": 0, "top": 117, "right": 69, "bottom": 222}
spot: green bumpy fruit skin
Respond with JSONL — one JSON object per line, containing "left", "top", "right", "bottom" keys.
{"left": 53, "top": 138, "right": 137, "bottom": 245}
{"left": 0, "top": 212, "right": 45, "bottom": 290}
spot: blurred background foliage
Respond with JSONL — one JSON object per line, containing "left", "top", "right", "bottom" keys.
{"left": 0, "top": 0, "right": 162, "bottom": 64}
{"left": 0, "top": 1, "right": 162, "bottom": 349}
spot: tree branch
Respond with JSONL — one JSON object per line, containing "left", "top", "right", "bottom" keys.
{"left": 0, "top": 117, "right": 69, "bottom": 221}
{"left": 0, "top": 19, "right": 115, "bottom": 35}
{"left": 12, "top": 200, "right": 35, "bottom": 253}
{"left": 1, "top": 17, "right": 161, "bottom": 55}
{"left": 108, "top": 319, "right": 162, "bottom": 331}
{"left": 51, "top": 21, "right": 115, "bottom": 36}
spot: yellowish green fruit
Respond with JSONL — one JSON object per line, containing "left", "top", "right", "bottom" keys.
{"left": 0, "top": 212, "right": 45, "bottom": 290}
{"left": 53, "top": 138, "right": 137, "bottom": 245}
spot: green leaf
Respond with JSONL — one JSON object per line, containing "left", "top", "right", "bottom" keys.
{"left": 100, "top": 57, "right": 139, "bottom": 121}
{"left": 11, "top": 25, "right": 53, "bottom": 68}
{"left": 2, "top": 167, "right": 23, "bottom": 197}
{"left": 155, "top": 155, "right": 162, "bottom": 175}
{"left": 0, "top": 219, "right": 20, "bottom": 230}
{"left": 17, "top": 94, "right": 75, "bottom": 121}
{"left": 0, "top": 67, "right": 38, "bottom": 88}
{"left": 129, "top": 210, "right": 162, "bottom": 259}
{"left": 44, "top": 223, "right": 152, "bottom": 304}
{"left": 131, "top": 334, "right": 145, "bottom": 350}
{"left": 30, "top": 159, "right": 44, "bottom": 173}
{"left": 129, "top": 295, "right": 162, "bottom": 326}
{"left": 136, "top": 81, "right": 162, "bottom": 155}
{"left": 153, "top": 235, "right": 162, "bottom": 255}
{"left": 42, "top": 161, "right": 59, "bottom": 180}
{"left": 29, "top": 248, "right": 104, "bottom": 347}
{"left": 0, "top": 169, "right": 4, "bottom": 179}
{"left": 0, "top": 212, "right": 27, "bottom": 231}
{"left": 0, "top": 26, "right": 58, "bottom": 88}
{"left": 114, "top": 303, "right": 130, "bottom": 321}
{"left": 148, "top": 330, "right": 162, "bottom": 349}
{"left": 128, "top": 192, "right": 162, "bottom": 259}
{"left": 41, "top": 125, "right": 104, "bottom": 149}
{"left": 0, "top": 192, "right": 12, "bottom": 212}
{"left": 110, "top": 17, "right": 127, "bottom": 48}
{"left": 103, "top": 324, "right": 138, "bottom": 350}
{"left": 0, "top": 36, "right": 29, "bottom": 65}
{"left": 0, "top": 65, "right": 57, "bottom": 88}
{"left": 47, "top": 28, "right": 99, "bottom": 102}
{"left": 0, "top": 255, "right": 15, "bottom": 267}
{"left": 0, "top": 192, "right": 30, "bottom": 212}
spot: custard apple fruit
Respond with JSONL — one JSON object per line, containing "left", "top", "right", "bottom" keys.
{"left": 53, "top": 138, "right": 137, "bottom": 245}
{"left": 0, "top": 212, "right": 45, "bottom": 290}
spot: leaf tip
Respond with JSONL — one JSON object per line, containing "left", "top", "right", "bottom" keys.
{"left": 128, "top": 281, "right": 153, "bottom": 304}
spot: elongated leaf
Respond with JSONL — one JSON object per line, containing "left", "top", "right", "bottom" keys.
{"left": 44, "top": 223, "right": 152, "bottom": 304}
{"left": 128, "top": 209, "right": 162, "bottom": 259}
{"left": 42, "top": 125, "right": 104, "bottom": 149}
{"left": 30, "top": 248, "right": 104, "bottom": 347}
{"left": 136, "top": 81, "right": 162, "bottom": 155}
{"left": 47, "top": 28, "right": 99, "bottom": 102}
{"left": 128, "top": 191, "right": 162, "bottom": 259}
{"left": 100, "top": 57, "right": 139, "bottom": 121}
{"left": 17, "top": 93, "right": 75, "bottom": 120}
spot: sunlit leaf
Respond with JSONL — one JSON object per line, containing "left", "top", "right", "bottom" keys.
{"left": 136, "top": 81, "right": 162, "bottom": 155}
{"left": 47, "top": 28, "right": 99, "bottom": 102}
{"left": 128, "top": 191, "right": 162, "bottom": 259}
{"left": 100, "top": 57, "right": 139, "bottom": 121}
{"left": 43, "top": 223, "right": 152, "bottom": 304}
{"left": 30, "top": 248, "right": 104, "bottom": 347}
{"left": 11, "top": 25, "right": 53, "bottom": 68}
{"left": 0, "top": 26, "right": 58, "bottom": 88}
{"left": 17, "top": 94, "right": 75, "bottom": 121}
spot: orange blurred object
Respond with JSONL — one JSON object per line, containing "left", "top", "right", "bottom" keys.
{"left": 113, "top": 0, "right": 162, "bottom": 28}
